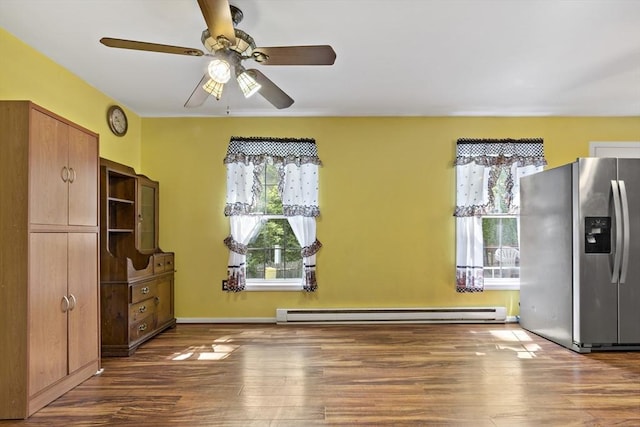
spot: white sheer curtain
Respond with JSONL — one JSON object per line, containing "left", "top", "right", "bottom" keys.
{"left": 286, "top": 216, "right": 321, "bottom": 291}
{"left": 282, "top": 161, "right": 321, "bottom": 291}
{"left": 224, "top": 215, "right": 264, "bottom": 292}
{"left": 223, "top": 136, "right": 322, "bottom": 292}
{"left": 454, "top": 138, "right": 546, "bottom": 292}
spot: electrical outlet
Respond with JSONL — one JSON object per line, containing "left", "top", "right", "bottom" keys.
{"left": 222, "top": 279, "right": 229, "bottom": 291}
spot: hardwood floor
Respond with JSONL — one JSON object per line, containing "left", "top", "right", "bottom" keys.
{"left": 2, "top": 323, "right": 640, "bottom": 426}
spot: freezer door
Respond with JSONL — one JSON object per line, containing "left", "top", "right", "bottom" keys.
{"left": 574, "top": 158, "right": 618, "bottom": 346}
{"left": 616, "top": 158, "right": 640, "bottom": 343}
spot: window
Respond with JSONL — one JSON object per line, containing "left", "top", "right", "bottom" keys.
{"left": 223, "top": 137, "right": 322, "bottom": 292}
{"left": 483, "top": 216, "right": 519, "bottom": 285}
{"left": 454, "top": 138, "right": 546, "bottom": 292}
{"left": 483, "top": 166, "right": 519, "bottom": 287}
{"left": 245, "top": 164, "right": 303, "bottom": 286}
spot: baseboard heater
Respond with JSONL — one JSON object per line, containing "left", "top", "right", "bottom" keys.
{"left": 276, "top": 307, "right": 507, "bottom": 324}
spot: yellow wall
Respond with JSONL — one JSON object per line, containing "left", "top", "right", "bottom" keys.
{"left": 141, "top": 116, "right": 640, "bottom": 319}
{"left": 0, "top": 28, "right": 142, "bottom": 169}
{"left": 3, "top": 26, "right": 639, "bottom": 320}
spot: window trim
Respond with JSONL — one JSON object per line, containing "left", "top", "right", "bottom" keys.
{"left": 244, "top": 279, "right": 303, "bottom": 292}
{"left": 484, "top": 278, "right": 520, "bottom": 291}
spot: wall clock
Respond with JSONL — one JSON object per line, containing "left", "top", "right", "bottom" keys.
{"left": 107, "top": 105, "right": 128, "bottom": 136}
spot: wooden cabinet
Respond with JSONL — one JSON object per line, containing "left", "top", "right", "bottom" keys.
{"left": 99, "top": 159, "right": 176, "bottom": 357}
{"left": 0, "top": 101, "right": 100, "bottom": 419}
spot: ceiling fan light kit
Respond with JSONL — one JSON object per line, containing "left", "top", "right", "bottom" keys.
{"left": 236, "top": 67, "right": 261, "bottom": 98}
{"left": 99, "top": 0, "right": 336, "bottom": 110}
{"left": 203, "top": 79, "right": 225, "bottom": 100}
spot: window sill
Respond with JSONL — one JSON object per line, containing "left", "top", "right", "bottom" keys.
{"left": 484, "top": 279, "right": 520, "bottom": 291}
{"left": 244, "top": 280, "right": 303, "bottom": 292}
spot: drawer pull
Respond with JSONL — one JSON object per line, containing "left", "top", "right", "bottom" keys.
{"left": 154, "top": 296, "right": 160, "bottom": 305}
{"left": 141, "top": 286, "right": 150, "bottom": 295}
{"left": 157, "top": 263, "right": 163, "bottom": 267}
{"left": 61, "top": 295, "right": 70, "bottom": 313}
{"left": 138, "top": 323, "right": 147, "bottom": 332}
{"left": 138, "top": 305, "right": 147, "bottom": 313}
{"left": 61, "top": 166, "right": 69, "bottom": 183}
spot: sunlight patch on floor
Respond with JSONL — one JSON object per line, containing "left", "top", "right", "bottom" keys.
{"left": 169, "top": 343, "right": 240, "bottom": 361}
{"left": 489, "top": 329, "right": 541, "bottom": 358}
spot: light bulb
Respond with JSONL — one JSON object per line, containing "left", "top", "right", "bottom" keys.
{"left": 207, "top": 59, "right": 231, "bottom": 83}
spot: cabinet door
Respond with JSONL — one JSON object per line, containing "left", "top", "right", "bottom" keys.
{"left": 68, "top": 127, "right": 98, "bottom": 227}
{"left": 137, "top": 178, "right": 158, "bottom": 253}
{"left": 155, "top": 276, "right": 174, "bottom": 326}
{"left": 29, "top": 110, "right": 69, "bottom": 226}
{"left": 67, "top": 233, "right": 99, "bottom": 373}
{"left": 28, "top": 233, "right": 68, "bottom": 396}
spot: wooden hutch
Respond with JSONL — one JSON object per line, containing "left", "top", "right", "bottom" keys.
{"left": 99, "top": 158, "right": 176, "bottom": 356}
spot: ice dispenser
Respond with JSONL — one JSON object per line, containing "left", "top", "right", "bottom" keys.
{"left": 584, "top": 216, "right": 611, "bottom": 254}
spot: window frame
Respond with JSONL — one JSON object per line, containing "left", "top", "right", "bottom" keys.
{"left": 244, "top": 163, "right": 304, "bottom": 290}
{"left": 482, "top": 214, "right": 520, "bottom": 291}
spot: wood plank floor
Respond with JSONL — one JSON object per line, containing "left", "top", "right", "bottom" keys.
{"left": 2, "top": 323, "right": 640, "bottom": 426}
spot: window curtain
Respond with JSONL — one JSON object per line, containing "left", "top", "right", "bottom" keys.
{"left": 223, "top": 136, "right": 322, "bottom": 292}
{"left": 223, "top": 216, "right": 264, "bottom": 292}
{"left": 454, "top": 138, "right": 547, "bottom": 292}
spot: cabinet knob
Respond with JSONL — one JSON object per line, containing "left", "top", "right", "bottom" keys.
{"left": 138, "top": 323, "right": 147, "bottom": 332}
{"left": 138, "top": 305, "right": 147, "bottom": 313}
{"left": 141, "top": 286, "right": 150, "bottom": 295}
{"left": 68, "top": 294, "right": 77, "bottom": 311}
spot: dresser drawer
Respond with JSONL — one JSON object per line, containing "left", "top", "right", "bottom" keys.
{"left": 129, "top": 298, "right": 157, "bottom": 322}
{"left": 163, "top": 253, "right": 175, "bottom": 272}
{"left": 152, "top": 253, "right": 175, "bottom": 274}
{"left": 130, "top": 280, "right": 158, "bottom": 304}
{"left": 129, "top": 314, "right": 156, "bottom": 342}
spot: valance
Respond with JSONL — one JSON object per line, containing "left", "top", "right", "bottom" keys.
{"left": 224, "top": 136, "right": 322, "bottom": 167}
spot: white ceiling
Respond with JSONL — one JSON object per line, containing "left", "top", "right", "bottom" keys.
{"left": 1, "top": 0, "right": 639, "bottom": 118}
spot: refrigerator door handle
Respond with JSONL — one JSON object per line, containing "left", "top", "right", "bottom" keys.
{"left": 611, "top": 180, "right": 623, "bottom": 283}
{"left": 619, "top": 180, "right": 630, "bottom": 283}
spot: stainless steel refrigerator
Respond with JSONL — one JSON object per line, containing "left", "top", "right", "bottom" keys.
{"left": 520, "top": 157, "right": 640, "bottom": 353}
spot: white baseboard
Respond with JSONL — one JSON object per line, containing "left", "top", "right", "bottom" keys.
{"left": 177, "top": 313, "right": 519, "bottom": 325}
{"left": 176, "top": 317, "right": 276, "bottom": 324}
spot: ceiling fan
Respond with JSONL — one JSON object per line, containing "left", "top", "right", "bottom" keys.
{"left": 100, "top": 0, "right": 336, "bottom": 110}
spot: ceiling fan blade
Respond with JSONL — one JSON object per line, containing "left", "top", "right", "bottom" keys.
{"left": 197, "top": 0, "right": 236, "bottom": 46}
{"left": 184, "top": 74, "right": 212, "bottom": 108}
{"left": 249, "top": 69, "right": 294, "bottom": 109}
{"left": 252, "top": 45, "right": 336, "bottom": 66}
{"left": 100, "top": 38, "right": 204, "bottom": 56}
